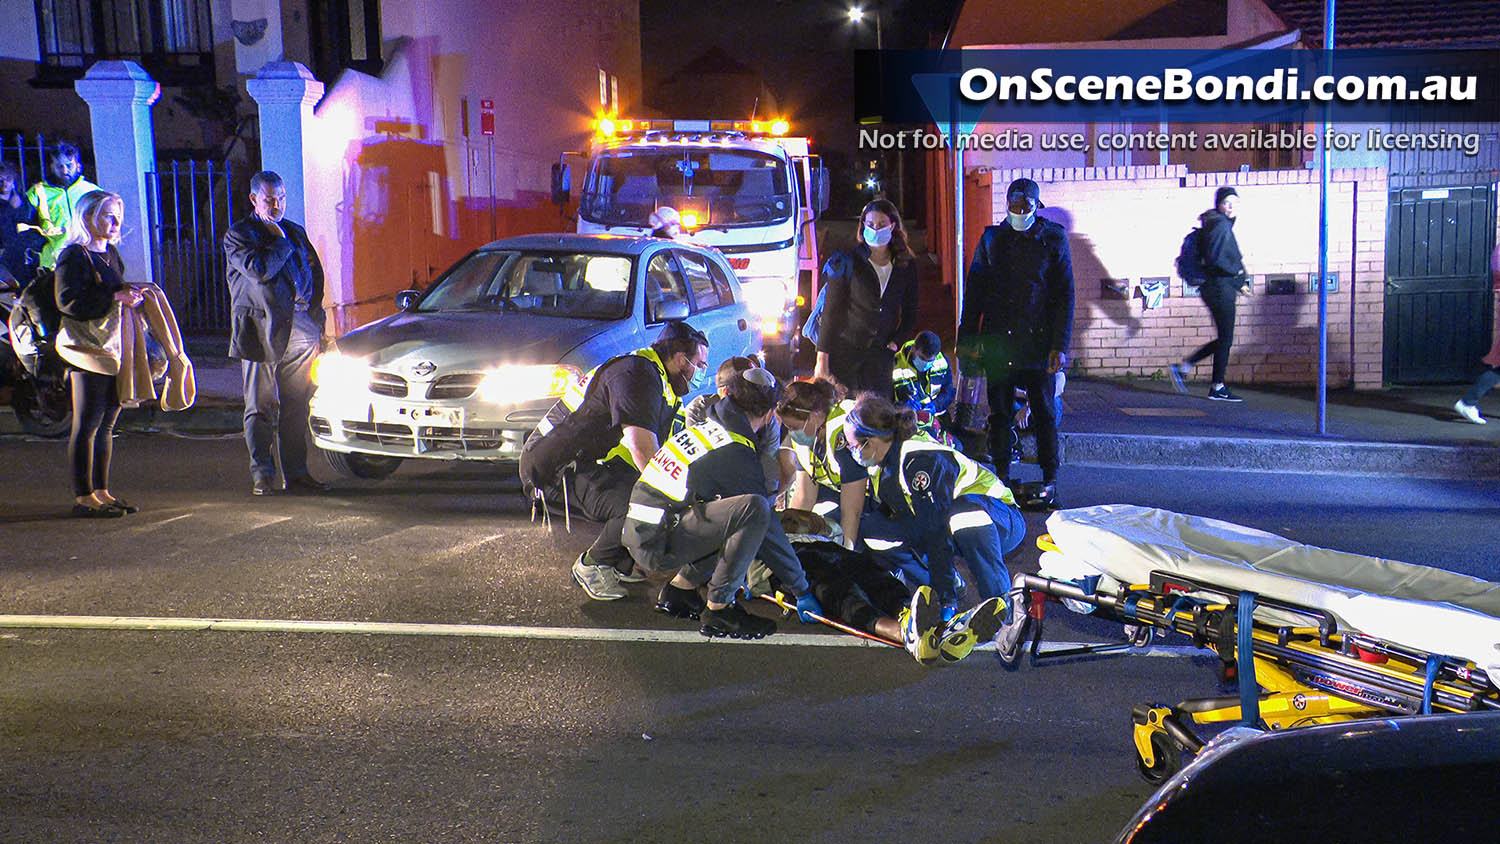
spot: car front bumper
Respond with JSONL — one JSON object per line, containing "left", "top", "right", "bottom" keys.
{"left": 309, "top": 387, "right": 556, "bottom": 461}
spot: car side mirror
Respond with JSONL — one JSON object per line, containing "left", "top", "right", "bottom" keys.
{"left": 654, "top": 299, "right": 689, "bottom": 323}
{"left": 395, "top": 289, "right": 421, "bottom": 311}
{"left": 551, "top": 162, "right": 571, "bottom": 205}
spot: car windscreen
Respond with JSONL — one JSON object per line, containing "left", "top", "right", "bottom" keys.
{"left": 416, "top": 250, "right": 634, "bottom": 320}
{"left": 581, "top": 148, "right": 793, "bottom": 229}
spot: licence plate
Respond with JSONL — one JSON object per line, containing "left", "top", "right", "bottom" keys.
{"left": 373, "top": 402, "right": 461, "bottom": 427}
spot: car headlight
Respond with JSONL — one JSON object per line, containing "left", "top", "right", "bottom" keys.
{"left": 477, "top": 364, "right": 583, "bottom": 403}
{"left": 740, "top": 277, "right": 791, "bottom": 320}
{"left": 310, "top": 352, "right": 371, "bottom": 391}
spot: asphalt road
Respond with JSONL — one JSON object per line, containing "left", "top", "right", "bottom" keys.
{"left": 1, "top": 433, "right": 1496, "bottom": 843}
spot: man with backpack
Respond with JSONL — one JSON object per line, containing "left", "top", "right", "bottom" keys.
{"left": 1171, "top": 186, "right": 1250, "bottom": 402}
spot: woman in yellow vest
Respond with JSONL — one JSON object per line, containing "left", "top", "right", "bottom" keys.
{"left": 841, "top": 392, "right": 1026, "bottom": 637}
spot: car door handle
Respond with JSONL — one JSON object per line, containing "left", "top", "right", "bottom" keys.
{"left": 738, "top": 319, "right": 747, "bottom": 331}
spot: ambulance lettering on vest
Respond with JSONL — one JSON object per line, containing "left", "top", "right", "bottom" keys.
{"left": 649, "top": 450, "right": 687, "bottom": 481}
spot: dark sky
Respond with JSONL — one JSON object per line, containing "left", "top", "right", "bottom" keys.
{"left": 639, "top": 0, "right": 962, "bottom": 211}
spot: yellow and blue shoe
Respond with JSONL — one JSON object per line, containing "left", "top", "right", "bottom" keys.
{"left": 899, "top": 585, "right": 943, "bottom": 666}
{"left": 937, "top": 596, "right": 1007, "bottom": 665}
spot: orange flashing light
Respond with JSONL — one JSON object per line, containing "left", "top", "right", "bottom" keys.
{"left": 597, "top": 117, "right": 617, "bottom": 137}
{"left": 770, "top": 119, "right": 789, "bottom": 136}
{"left": 680, "top": 211, "right": 701, "bottom": 229}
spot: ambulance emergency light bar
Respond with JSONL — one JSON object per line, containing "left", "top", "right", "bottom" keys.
{"left": 595, "top": 117, "right": 791, "bottom": 139}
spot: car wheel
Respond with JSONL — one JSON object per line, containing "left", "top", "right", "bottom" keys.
{"left": 1135, "top": 730, "right": 1181, "bottom": 783}
{"left": 324, "top": 449, "right": 403, "bottom": 480}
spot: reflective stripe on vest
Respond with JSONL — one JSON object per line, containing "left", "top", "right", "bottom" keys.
{"left": 790, "top": 399, "right": 853, "bottom": 491}
{"left": 886, "top": 435, "right": 1016, "bottom": 508}
{"left": 534, "top": 347, "right": 679, "bottom": 470}
{"left": 637, "top": 418, "right": 755, "bottom": 503}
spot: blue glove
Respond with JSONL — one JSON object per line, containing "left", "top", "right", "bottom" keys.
{"left": 795, "top": 592, "right": 824, "bottom": 624}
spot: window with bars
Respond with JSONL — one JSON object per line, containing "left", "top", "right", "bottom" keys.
{"left": 33, "top": 0, "right": 214, "bottom": 86}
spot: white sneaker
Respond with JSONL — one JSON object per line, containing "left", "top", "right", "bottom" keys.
{"left": 1454, "top": 400, "right": 1487, "bottom": 425}
{"left": 571, "top": 554, "right": 627, "bottom": 600}
{"left": 617, "top": 566, "right": 648, "bottom": 584}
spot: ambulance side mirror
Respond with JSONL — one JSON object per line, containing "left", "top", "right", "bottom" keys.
{"left": 551, "top": 162, "right": 571, "bottom": 205}
{"left": 812, "top": 165, "right": 830, "bottom": 215}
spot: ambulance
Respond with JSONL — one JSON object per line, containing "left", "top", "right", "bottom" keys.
{"left": 555, "top": 117, "right": 829, "bottom": 375}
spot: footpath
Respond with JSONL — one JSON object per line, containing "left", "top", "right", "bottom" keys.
{"left": 3, "top": 336, "right": 1496, "bottom": 480}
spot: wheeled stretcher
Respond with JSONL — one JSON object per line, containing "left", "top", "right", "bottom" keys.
{"left": 996, "top": 505, "right": 1500, "bottom": 782}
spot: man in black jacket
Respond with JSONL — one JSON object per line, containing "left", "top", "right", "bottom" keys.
{"left": 958, "top": 178, "right": 1073, "bottom": 505}
{"left": 1170, "top": 187, "right": 1249, "bottom": 402}
{"left": 224, "top": 171, "right": 330, "bottom": 496}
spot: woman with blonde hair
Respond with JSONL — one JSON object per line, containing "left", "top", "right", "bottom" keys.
{"left": 54, "top": 189, "right": 193, "bottom": 517}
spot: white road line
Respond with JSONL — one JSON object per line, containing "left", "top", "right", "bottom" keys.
{"left": 131, "top": 512, "right": 194, "bottom": 532}
{"left": 0, "top": 613, "right": 1201, "bottom": 656}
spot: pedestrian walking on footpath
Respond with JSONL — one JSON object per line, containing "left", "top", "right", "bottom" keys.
{"left": 1453, "top": 325, "right": 1500, "bottom": 424}
{"left": 1171, "top": 187, "right": 1251, "bottom": 402}
{"left": 224, "top": 171, "right": 331, "bottom": 496}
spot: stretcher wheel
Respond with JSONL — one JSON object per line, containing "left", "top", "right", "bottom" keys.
{"left": 1134, "top": 731, "right": 1181, "bottom": 783}
{"left": 993, "top": 613, "right": 1032, "bottom": 670}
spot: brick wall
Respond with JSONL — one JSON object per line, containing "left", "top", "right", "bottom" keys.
{"left": 976, "top": 165, "right": 1389, "bottom": 388}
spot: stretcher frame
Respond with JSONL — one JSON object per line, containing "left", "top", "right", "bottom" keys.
{"left": 1003, "top": 535, "right": 1500, "bottom": 782}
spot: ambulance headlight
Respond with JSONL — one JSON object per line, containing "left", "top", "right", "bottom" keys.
{"left": 478, "top": 364, "right": 583, "bottom": 403}
{"left": 310, "top": 352, "right": 370, "bottom": 394}
{"left": 741, "top": 277, "right": 791, "bottom": 320}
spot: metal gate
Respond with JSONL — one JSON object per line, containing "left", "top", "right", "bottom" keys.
{"left": 147, "top": 159, "right": 235, "bottom": 334}
{"left": 1383, "top": 184, "right": 1496, "bottom": 384}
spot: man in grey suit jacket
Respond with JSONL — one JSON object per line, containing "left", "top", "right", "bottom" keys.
{"left": 224, "top": 170, "right": 331, "bottom": 496}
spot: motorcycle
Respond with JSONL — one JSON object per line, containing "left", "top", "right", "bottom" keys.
{"left": 1, "top": 272, "right": 73, "bottom": 438}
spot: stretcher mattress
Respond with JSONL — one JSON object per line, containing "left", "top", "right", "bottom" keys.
{"left": 1042, "top": 504, "right": 1500, "bottom": 676}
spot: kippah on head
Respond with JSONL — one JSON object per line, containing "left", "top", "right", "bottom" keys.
{"left": 742, "top": 367, "right": 775, "bottom": 389}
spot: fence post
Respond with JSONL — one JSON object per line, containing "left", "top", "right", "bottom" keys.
{"left": 74, "top": 61, "right": 160, "bottom": 288}
{"left": 245, "top": 62, "right": 324, "bottom": 224}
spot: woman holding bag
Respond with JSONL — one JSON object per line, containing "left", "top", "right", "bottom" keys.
{"left": 54, "top": 189, "right": 140, "bottom": 518}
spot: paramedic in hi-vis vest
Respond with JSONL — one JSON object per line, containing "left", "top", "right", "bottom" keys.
{"left": 520, "top": 322, "right": 709, "bottom": 602}
{"left": 842, "top": 392, "right": 1025, "bottom": 646}
{"left": 891, "top": 330, "right": 958, "bottom": 447}
{"left": 623, "top": 368, "right": 821, "bottom": 640}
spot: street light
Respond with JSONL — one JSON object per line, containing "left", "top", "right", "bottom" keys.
{"left": 847, "top": 4, "right": 881, "bottom": 50}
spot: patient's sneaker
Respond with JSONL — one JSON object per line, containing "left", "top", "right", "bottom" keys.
{"left": 937, "top": 596, "right": 1007, "bottom": 665}
{"left": 899, "top": 586, "right": 943, "bottom": 665}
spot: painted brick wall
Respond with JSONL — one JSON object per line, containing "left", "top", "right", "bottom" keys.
{"left": 979, "top": 165, "right": 1389, "bottom": 388}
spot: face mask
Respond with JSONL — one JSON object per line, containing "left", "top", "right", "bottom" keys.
{"left": 1007, "top": 211, "right": 1035, "bottom": 231}
{"left": 861, "top": 224, "right": 893, "bottom": 248}
{"left": 790, "top": 430, "right": 817, "bottom": 447}
{"left": 851, "top": 448, "right": 881, "bottom": 468}
{"left": 912, "top": 356, "right": 934, "bottom": 373}
{"left": 688, "top": 362, "right": 707, "bottom": 391}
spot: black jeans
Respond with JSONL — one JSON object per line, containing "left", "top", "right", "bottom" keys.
{"left": 68, "top": 369, "right": 122, "bottom": 498}
{"left": 563, "top": 458, "right": 640, "bottom": 573}
{"left": 986, "top": 368, "right": 1060, "bottom": 481}
{"left": 1186, "top": 278, "right": 1239, "bottom": 385}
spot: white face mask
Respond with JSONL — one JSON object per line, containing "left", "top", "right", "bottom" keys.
{"left": 851, "top": 450, "right": 881, "bottom": 468}
{"left": 1007, "top": 211, "right": 1035, "bottom": 231}
{"left": 861, "top": 224, "right": 893, "bottom": 248}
